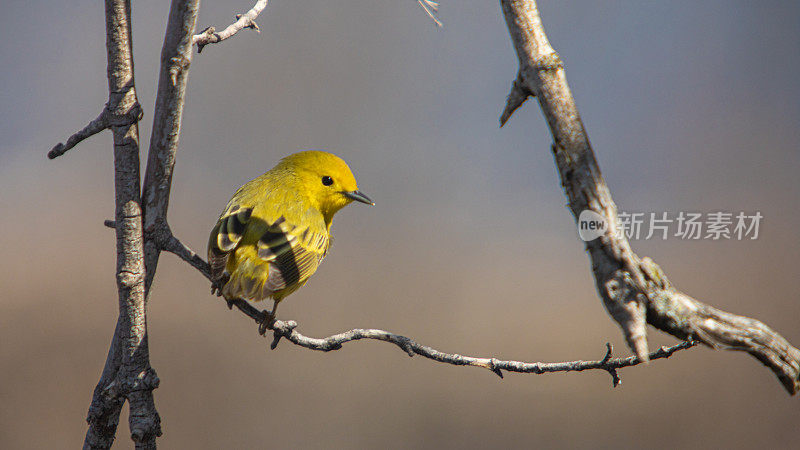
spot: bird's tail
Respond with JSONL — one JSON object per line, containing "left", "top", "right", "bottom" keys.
{"left": 222, "top": 257, "right": 272, "bottom": 302}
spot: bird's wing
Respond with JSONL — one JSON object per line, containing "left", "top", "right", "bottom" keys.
{"left": 256, "top": 216, "right": 330, "bottom": 292}
{"left": 208, "top": 206, "right": 253, "bottom": 283}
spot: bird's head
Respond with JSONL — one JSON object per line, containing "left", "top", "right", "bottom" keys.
{"left": 278, "top": 150, "right": 374, "bottom": 225}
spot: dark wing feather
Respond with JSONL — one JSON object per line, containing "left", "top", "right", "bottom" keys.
{"left": 256, "top": 218, "right": 329, "bottom": 293}
{"left": 208, "top": 207, "right": 253, "bottom": 282}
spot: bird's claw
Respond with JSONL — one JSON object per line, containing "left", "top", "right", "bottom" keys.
{"left": 210, "top": 274, "right": 230, "bottom": 297}
{"left": 258, "top": 310, "right": 276, "bottom": 335}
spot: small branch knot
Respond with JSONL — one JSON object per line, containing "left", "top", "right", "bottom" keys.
{"left": 169, "top": 55, "right": 192, "bottom": 85}
{"left": 235, "top": 13, "right": 260, "bottom": 32}
{"left": 105, "top": 102, "right": 144, "bottom": 127}
{"left": 270, "top": 320, "right": 298, "bottom": 350}
{"left": 397, "top": 337, "right": 416, "bottom": 357}
{"left": 488, "top": 358, "right": 504, "bottom": 378}
{"left": 599, "top": 343, "right": 621, "bottom": 386}
{"left": 116, "top": 270, "right": 143, "bottom": 288}
{"left": 607, "top": 368, "right": 621, "bottom": 387}
{"left": 500, "top": 71, "right": 534, "bottom": 127}
{"left": 131, "top": 367, "right": 161, "bottom": 392}
{"left": 195, "top": 26, "right": 216, "bottom": 53}
{"left": 601, "top": 342, "right": 613, "bottom": 364}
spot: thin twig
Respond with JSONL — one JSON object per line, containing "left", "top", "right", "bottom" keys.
{"left": 191, "top": 0, "right": 440, "bottom": 54}
{"left": 161, "top": 231, "right": 212, "bottom": 279}
{"left": 265, "top": 314, "right": 697, "bottom": 385}
{"left": 159, "top": 231, "right": 696, "bottom": 386}
{"left": 48, "top": 109, "right": 109, "bottom": 159}
{"left": 48, "top": 102, "right": 144, "bottom": 159}
{"left": 417, "top": 0, "right": 442, "bottom": 27}
{"left": 192, "top": 0, "right": 268, "bottom": 53}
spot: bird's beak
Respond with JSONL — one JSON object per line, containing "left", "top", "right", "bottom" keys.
{"left": 343, "top": 190, "right": 375, "bottom": 206}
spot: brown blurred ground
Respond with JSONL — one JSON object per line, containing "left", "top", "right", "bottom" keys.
{"left": 1, "top": 1, "right": 799, "bottom": 448}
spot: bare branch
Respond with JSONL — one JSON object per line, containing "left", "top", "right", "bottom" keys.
{"left": 48, "top": 109, "right": 108, "bottom": 159}
{"left": 264, "top": 316, "right": 696, "bottom": 385}
{"left": 83, "top": 1, "right": 162, "bottom": 448}
{"left": 191, "top": 0, "right": 440, "bottom": 53}
{"left": 48, "top": 103, "right": 144, "bottom": 160}
{"left": 158, "top": 231, "right": 696, "bottom": 386}
{"left": 417, "top": 0, "right": 442, "bottom": 28}
{"left": 192, "top": 0, "right": 268, "bottom": 53}
{"left": 141, "top": 0, "right": 200, "bottom": 296}
{"left": 499, "top": 0, "right": 800, "bottom": 394}
{"left": 159, "top": 228, "right": 211, "bottom": 278}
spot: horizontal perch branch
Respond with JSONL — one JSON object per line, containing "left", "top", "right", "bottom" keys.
{"left": 257, "top": 303, "right": 696, "bottom": 386}
{"left": 157, "top": 229, "right": 696, "bottom": 387}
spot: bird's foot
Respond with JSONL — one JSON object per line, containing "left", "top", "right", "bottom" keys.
{"left": 210, "top": 274, "right": 230, "bottom": 297}
{"left": 258, "top": 310, "right": 276, "bottom": 335}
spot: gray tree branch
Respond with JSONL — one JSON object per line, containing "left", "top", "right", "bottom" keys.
{"left": 137, "top": 0, "right": 201, "bottom": 444}
{"left": 159, "top": 231, "right": 696, "bottom": 386}
{"left": 190, "top": 0, "right": 441, "bottom": 54}
{"left": 48, "top": 110, "right": 108, "bottom": 159}
{"left": 82, "top": 1, "right": 160, "bottom": 449}
{"left": 141, "top": 0, "right": 199, "bottom": 297}
{"left": 47, "top": 102, "right": 144, "bottom": 159}
{"left": 192, "top": 0, "right": 268, "bottom": 53}
{"left": 499, "top": 0, "right": 799, "bottom": 395}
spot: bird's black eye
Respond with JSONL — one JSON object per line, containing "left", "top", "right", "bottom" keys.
{"left": 321, "top": 176, "right": 334, "bottom": 186}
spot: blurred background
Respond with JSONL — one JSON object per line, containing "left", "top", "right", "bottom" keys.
{"left": 1, "top": 0, "right": 799, "bottom": 448}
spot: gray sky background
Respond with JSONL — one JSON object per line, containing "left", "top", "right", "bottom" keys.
{"left": 2, "top": 1, "right": 799, "bottom": 448}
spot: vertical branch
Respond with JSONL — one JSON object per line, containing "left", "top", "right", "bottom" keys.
{"left": 142, "top": 0, "right": 200, "bottom": 294}
{"left": 86, "top": 1, "right": 161, "bottom": 448}
{"left": 86, "top": 2, "right": 200, "bottom": 447}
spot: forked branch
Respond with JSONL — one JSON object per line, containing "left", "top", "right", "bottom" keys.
{"left": 48, "top": 103, "right": 143, "bottom": 159}
{"left": 499, "top": 0, "right": 799, "bottom": 394}
{"left": 192, "top": 0, "right": 268, "bottom": 53}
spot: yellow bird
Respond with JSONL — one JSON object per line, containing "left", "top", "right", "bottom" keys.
{"left": 208, "top": 150, "right": 373, "bottom": 327}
